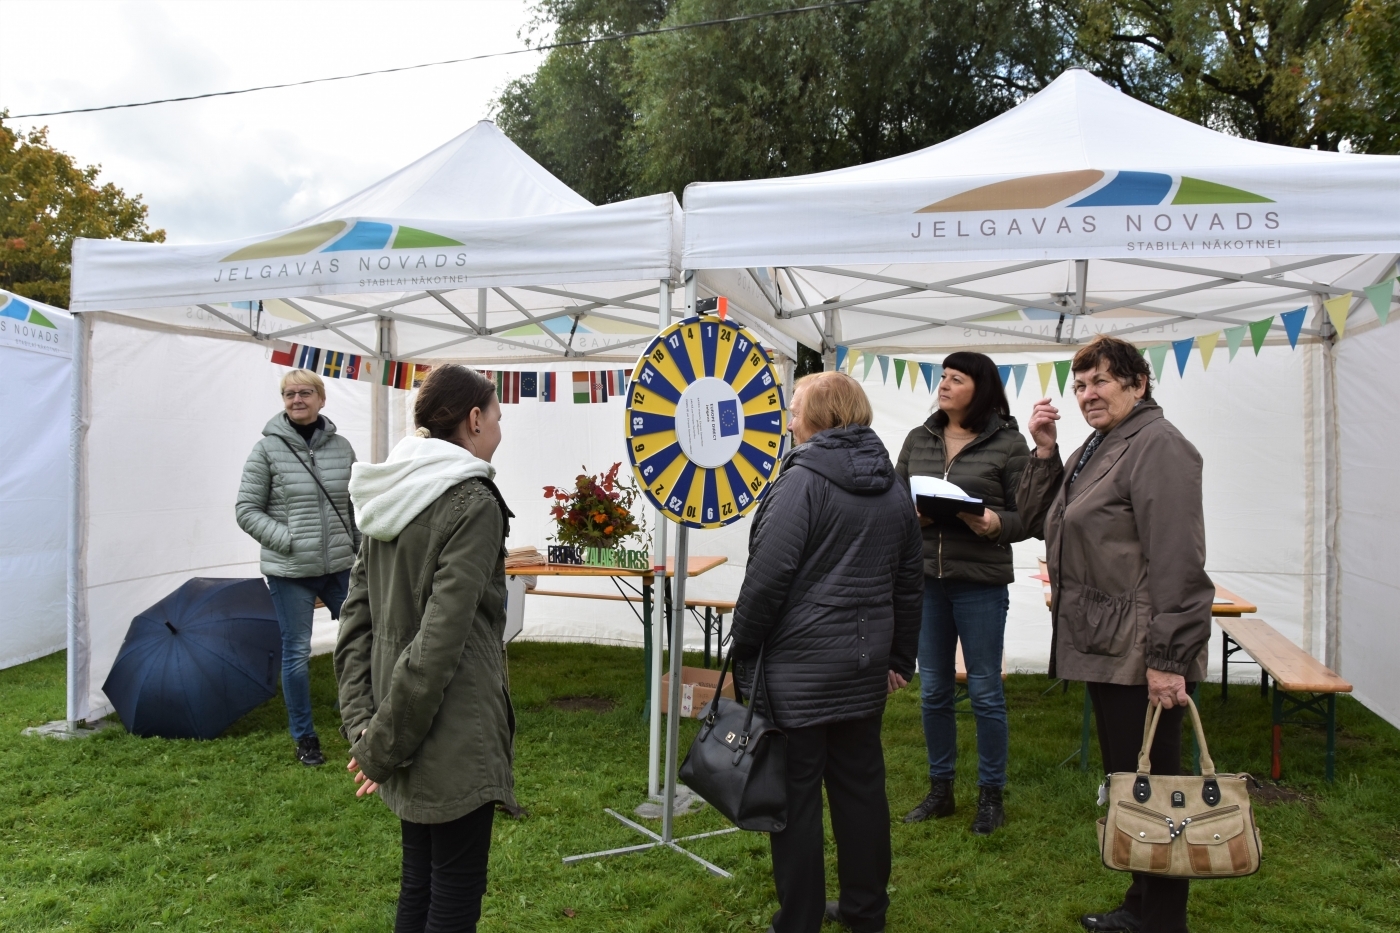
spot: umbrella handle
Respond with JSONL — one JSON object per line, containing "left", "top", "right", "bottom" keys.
{"left": 165, "top": 621, "right": 179, "bottom": 634}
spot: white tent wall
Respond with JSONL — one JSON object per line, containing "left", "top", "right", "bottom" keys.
{"left": 78, "top": 316, "right": 370, "bottom": 718}
{"left": 0, "top": 295, "right": 73, "bottom": 670}
{"left": 1336, "top": 323, "right": 1400, "bottom": 729}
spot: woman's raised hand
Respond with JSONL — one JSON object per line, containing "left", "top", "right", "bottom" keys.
{"left": 1028, "top": 397, "right": 1060, "bottom": 458}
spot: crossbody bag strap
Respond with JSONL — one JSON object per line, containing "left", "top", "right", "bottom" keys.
{"left": 273, "top": 435, "right": 355, "bottom": 540}
{"left": 739, "top": 644, "right": 768, "bottom": 742}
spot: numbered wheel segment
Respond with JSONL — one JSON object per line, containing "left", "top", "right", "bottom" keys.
{"left": 627, "top": 316, "right": 787, "bottom": 529}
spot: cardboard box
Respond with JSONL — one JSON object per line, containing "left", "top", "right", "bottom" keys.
{"left": 660, "top": 666, "right": 736, "bottom": 718}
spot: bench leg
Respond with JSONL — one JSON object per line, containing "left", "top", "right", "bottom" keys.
{"left": 1271, "top": 683, "right": 1283, "bottom": 780}
{"left": 1261, "top": 670, "right": 1269, "bottom": 699}
{"left": 1221, "top": 629, "right": 1229, "bottom": 703}
{"left": 1326, "top": 693, "right": 1337, "bottom": 784}
{"left": 703, "top": 607, "right": 712, "bottom": 669}
{"left": 1079, "top": 687, "right": 1093, "bottom": 772}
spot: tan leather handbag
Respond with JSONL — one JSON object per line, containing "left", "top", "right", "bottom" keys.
{"left": 1097, "top": 696, "right": 1262, "bottom": 878}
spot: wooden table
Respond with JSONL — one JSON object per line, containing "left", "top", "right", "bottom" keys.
{"left": 506, "top": 556, "right": 728, "bottom": 716}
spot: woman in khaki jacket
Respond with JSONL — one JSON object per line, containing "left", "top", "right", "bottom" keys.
{"left": 336, "top": 365, "right": 514, "bottom": 933}
{"left": 1018, "top": 335, "right": 1213, "bottom": 933}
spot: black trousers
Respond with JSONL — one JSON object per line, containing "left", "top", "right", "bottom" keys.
{"left": 396, "top": 802, "right": 495, "bottom": 933}
{"left": 769, "top": 714, "right": 890, "bottom": 933}
{"left": 1088, "top": 681, "right": 1197, "bottom": 933}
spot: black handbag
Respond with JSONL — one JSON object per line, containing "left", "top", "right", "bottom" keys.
{"left": 678, "top": 644, "right": 788, "bottom": 832}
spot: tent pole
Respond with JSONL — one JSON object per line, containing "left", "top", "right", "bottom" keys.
{"left": 648, "top": 278, "right": 672, "bottom": 799}
{"left": 372, "top": 316, "right": 395, "bottom": 463}
{"left": 662, "top": 524, "right": 690, "bottom": 844}
{"left": 66, "top": 312, "right": 92, "bottom": 727}
{"left": 822, "top": 309, "right": 837, "bottom": 371}
{"left": 1320, "top": 313, "right": 1342, "bottom": 672}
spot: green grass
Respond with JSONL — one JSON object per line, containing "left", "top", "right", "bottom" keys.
{"left": 1, "top": 644, "right": 1397, "bottom": 932}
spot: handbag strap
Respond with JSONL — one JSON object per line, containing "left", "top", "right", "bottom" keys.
{"left": 1136, "top": 695, "right": 1216, "bottom": 777}
{"left": 703, "top": 641, "right": 768, "bottom": 742}
{"left": 739, "top": 644, "right": 768, "bottom": 740}
{"left": 274, "top": 435, "right": 356, "bottom": 541}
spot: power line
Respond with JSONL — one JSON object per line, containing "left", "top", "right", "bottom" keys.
{"left": 9, "top": 0, "right": 878, "bottom": 119}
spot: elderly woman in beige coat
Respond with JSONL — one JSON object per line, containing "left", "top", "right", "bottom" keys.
{"left": 1018, "top": 335, "right": 1213, "bottom": 933}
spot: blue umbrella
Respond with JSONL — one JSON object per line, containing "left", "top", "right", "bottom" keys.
{"left": 103, "top": 578, "right": 283, "bottom": 739}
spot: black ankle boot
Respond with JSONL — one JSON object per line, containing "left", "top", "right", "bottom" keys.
{"left": 903, "top": 778, "right": 955, "bottom": 823}
{"left": 970, "top": 785, "right": 1004, "bottom": 835}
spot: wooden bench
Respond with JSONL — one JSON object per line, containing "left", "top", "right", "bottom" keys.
{"left": 1218, "top": 617, "right": 1353, "bottom": 783}
{"left": 530, "top": 588, "right": 737, "bottom": 667}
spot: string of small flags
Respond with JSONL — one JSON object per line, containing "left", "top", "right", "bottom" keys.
{"left": 837, "top": 279, "right": 1398, "bottom": 397}
{"left": 269, "top": 341, "right": 629, "bottom": 404}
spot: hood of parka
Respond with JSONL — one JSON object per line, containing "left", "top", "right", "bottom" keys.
{"left": 786, "top": 425, "right": 895, "bottom": 495}
{"left": 263, "top": 411, "right": 339, "bottom": 447}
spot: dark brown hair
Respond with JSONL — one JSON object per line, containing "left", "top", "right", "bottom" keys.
{"left": 413, "top": 364, "right": 497, "bottom": 439}
{"left": 931, "top": 350, "right": 1010, "bottom": 433}
{"left": 1071, "top": 335, "right": 1153, "bottom": 400}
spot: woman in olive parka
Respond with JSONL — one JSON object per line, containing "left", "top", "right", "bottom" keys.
{"left": 337, "top": 365, "right": 514, "bottom": 933}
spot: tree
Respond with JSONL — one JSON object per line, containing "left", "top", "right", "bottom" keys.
{"left": 1, "top": 116, "right": 165, "bottom": 309}
{"left": 496, "top": 0, "right": 1068, "bottom": 202}
{"left": 1057, "top": 0, "right": 1370, "bottom": 150}
{"left": 1340, "top": 0, "right": 1400, "bottom": 152}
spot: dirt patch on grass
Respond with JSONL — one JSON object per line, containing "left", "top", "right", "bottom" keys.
{"left": 1249, "top": 781, "right": 1309, "bottom": 806}
{"left": 549, "top": 696, "right": 616, "bottom": 713}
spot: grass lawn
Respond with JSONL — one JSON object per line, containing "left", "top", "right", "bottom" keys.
{"left": 1, "top": 642, "right": 1397, "bottom": 932}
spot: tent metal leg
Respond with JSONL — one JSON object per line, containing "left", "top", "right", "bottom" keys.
{"left": 66, "top": 312, "right": 92, "bottom": 727}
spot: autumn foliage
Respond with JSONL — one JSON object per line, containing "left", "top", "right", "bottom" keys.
{"left": 543, "top": 463, "right": 642, "bottom": 549}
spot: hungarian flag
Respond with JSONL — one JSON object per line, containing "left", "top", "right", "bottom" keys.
{"left": 497, "top": 371, "right": 521, "bottom": 403}
{"left": 589, "top": 370, "right": 609, "bottom": 403}
{"left": 270, "top": 341, "right": 296, "bottom": 366}
{"left": 572, "top": 371, "right": 591, "bottom": 403}
{"left": 520, "top": 372, "right": 538, "bottom": 398}
{"left": 540, "top": 372, "right": 556, "bottom": 402}
{"left": 606, "top": 369, "right": 628, "bottom": 397}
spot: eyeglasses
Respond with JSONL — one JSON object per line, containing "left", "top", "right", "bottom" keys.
{"left": 282, "top": 389, "right": 318, "bottom": 400}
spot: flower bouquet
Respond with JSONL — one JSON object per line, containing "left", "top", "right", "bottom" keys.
{"left": 543, "top": 464, "right": 649, "bottom": 568}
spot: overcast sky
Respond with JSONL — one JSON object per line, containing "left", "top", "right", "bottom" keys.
{"left": 2, "top": 0, "right": 543, "bottom": 244}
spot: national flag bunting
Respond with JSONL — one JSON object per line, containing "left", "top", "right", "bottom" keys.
{"left": 270, "top": 342, "right": 296, "bottom": 366}
{"left": 541, "top": 372, "right": 557, "bottom": 402}
{"left": 573, "top": 371, "right": 591, "bottom": 403}
{"left": 590, "top": 370, "right": 609, "bottom": 403}
{"left": 520, "top": 372, "right": 538, "bottom": 398}
{"left": 606, "top": 369, "right": 628, "bottom": 397}
{"left": 496, "top": 370, "right": 521, "bottom": 403}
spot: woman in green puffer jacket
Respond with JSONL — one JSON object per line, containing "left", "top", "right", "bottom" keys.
{"left": 895, "top": 351, "right": 1032, "bottom": 837}
{"left": 337, "top": 364, "right": 514, "bottom": 933}
{"left": 235, "top": 368, "right": 359, "bottom": 767}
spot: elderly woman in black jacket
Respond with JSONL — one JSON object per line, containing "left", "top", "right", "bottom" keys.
{"left": 729, "top": 371, "right": 923, "bottom": 933}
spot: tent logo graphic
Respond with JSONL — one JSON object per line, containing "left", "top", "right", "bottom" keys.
{"left": 0, "top": 293, "right": 56, "bottom": 328}
{"left": 917, "top": 170, "right": 1272, "bottom": 213}
{"left": 220, "top": 219, "right": 465, "bottom": 262}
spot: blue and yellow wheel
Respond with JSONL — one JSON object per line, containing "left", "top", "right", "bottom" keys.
{"left": 626, "top": 315, "right": 787, "bottom": 528}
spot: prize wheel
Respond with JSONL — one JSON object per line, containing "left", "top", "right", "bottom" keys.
{"left": 626, "top": 315, "right": 788, "bottom": 529}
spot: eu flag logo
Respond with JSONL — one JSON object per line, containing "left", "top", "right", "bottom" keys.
{"left": 718, "top": 399, "right": 739, "bottom": 437}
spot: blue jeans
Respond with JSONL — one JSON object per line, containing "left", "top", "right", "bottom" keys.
{"left": 918, "top": 578, "right": 1009, "bottom": 788}
{"left": 265, "top": 570, "right": 349, "bottom": 742}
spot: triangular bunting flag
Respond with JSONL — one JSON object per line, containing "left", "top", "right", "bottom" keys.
{"left": 1324, "top": 293, "right": 1352, "bottom": 339}
{"left": 1198, "top": 332, "right": 1219, "bottom": 371}
{"left": 1054, "top": 359, "right": 1071, "bottom": 395}
{"left": 836, "top": 346, "right": 848, "bottom": 371}
{"left": 997, "top": 365, "right": 1011, "bottom": 387}
{"left": 1225, "top": 326, "right": 1247, "bottom": 360}
{"left": 1012, "top": 364, "right": 1027, "bottom": 396}
{"left": 1036, "top": 362, "right": 1054, "bottom": 397}
{"left": 1364, "top": 279, "right": 1394, "bottom": 325}
{"left": 1172, "top": 337, "right": 1193, "bottom": 377}
{"left": 1248, "top": 317, "right": 1273, "bottom": 355}
{"left": 878, "top": 355, "right": 890, "bottom": 383}
{"left": 893, "top": 358, "right": 906, "bottom": 388}
{"left": 1279, "top": 307, "right": 1307, "bottom": 348}
{"left": 919, "top": 362, "right": 934, "bottom": 391}
{"left": 1147, "top": 344, "right": 1168, "bottom": 380}
{"left": 846, "top": 350, "right": 860, "bottom": 374}
{"left": 928, "top": 364, "right": 943, "bottom": 391}
{"left": 862, "top": 353, "right": 876, "bottom": 381}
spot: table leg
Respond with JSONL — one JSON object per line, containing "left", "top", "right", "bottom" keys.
{"left": 1079, "top": 687, "right": 1093, "bottom": 772}
{"left": 1271, "top": 684, "right": 1283, "bottom": 780}
{"left": 1326, "top": 693, "right": 1337, "bottom": 784}
{"left": 1221, "top": 629, "right": 1229, "bottom": 703}
{"left": 703, "top": 607, "right": 712, "bottom": 668}
{"left": 642, "top": 580, "right": 653, "bottom": 721}
{"left": 1261, "top": 670, "right": 1269, "bottom": 699}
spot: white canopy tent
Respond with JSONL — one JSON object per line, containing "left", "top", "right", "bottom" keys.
{"left": 683, "top": 69, "right": 1400, "bottom": 727}
{"left": 65, "top": 122, "right": 800, "bottom": 737}
{"left": 1, "top": 290, "right": 73, "bottom": 670}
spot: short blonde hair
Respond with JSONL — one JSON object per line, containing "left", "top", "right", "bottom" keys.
{"left": 280, "top": 368, "right": 325, "bottom": 399}
{"left": 794, "top": 371, "right": 872, "bottom": 433}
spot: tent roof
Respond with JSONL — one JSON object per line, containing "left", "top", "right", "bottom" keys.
{"left": 70, "top": 123, "right": 686, "bottom": 364}
{"left": 1, "top": 288, "right": 74, "bottom": 359}
{"left": 682, "top": 70, "right": 1400, "bottom": 353}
